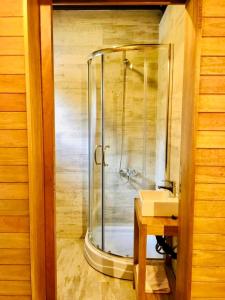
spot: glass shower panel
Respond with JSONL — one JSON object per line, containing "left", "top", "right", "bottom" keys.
{"left": 88, "top": 55, "right": 103, "bottom": 249}
{"left": 102, "top": 47, "right": 170, "bottom": 257}
{"left": 103, "top": 50, "right": 150, "bottom": 256}
{"left": 88, "top": 45, "right": 171, "bottom": 259}
{"left": 102, "top": 51, "right": 125, "bottom": 254}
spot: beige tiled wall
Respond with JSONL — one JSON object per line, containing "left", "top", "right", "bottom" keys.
{"left": 158, "top": 5, "right": 186, "bottom": 273}
{"left": 158, "top": 5, "right": 185, "bottom": 192}
{"left": 54, "top": 10, "right": 162, "bottom": 238}
{"left": 103, "top": 48, "right": 159, "bottom": 226}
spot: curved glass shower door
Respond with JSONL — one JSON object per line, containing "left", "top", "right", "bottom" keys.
{"left": 88, "top": 55, "right": 103, "bottom": 249}
{"left": 88, "top": 45, "right": 171, "bottom": 258}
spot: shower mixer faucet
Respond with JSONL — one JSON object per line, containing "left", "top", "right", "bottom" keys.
{"left": 158, "top": 180, "right": 176, "bottom": 195}
{"left": 119, "top": 168, "right": 138, "bottom": 182}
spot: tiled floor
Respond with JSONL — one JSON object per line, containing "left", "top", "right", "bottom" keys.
{"left": 57, "top": 238, "right": 136, "bottom": 300}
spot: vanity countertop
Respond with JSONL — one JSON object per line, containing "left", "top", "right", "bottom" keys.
{"left": 135, "top": 198, "right": 178, "bottom": 236}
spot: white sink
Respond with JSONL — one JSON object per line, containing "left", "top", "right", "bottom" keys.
{"left": 139, "top": 190, "right": 178, "bottom": 217}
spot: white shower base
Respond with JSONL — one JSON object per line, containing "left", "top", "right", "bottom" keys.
{"left": 92, "top": 225, "right": 162, "bottom": 258}
{"left": 84, "top": 226, "right": 162, "bottom": 280}
{"left": 84, "top": 233, "right": 134, "bottom": 280}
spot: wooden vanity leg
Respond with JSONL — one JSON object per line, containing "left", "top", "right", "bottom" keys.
{"left": 134, "top": 205, "right": 139, "bottom": 265}
{"left": 133, "top": 205, "right": 139, "bottom": 288}
{"left": 138, "top": 224, "right": 147, "bottom": 300}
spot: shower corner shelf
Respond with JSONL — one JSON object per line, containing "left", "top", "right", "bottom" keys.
{"left": 133, "top": 198, "right": 178, "bottom": 299}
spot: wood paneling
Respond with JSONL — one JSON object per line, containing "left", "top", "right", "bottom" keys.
{"left": 192, "top": 1, "right": 225, "bottom": 294}
{"left": 0, "top": 183, "right": 28, "bottom": 199}
{"left": 202, "top": 38, "right": 225, "bottom": 56}
{"left": 195, "top": 201, "right": 225, "bottom": 217}
{"left": 202, "top": 18, "right": 225, "bottom": 37}
{"left": 0, "top": 216, "right": 29, "bottom": 232}
{"left": 192, "top": 267, "right": 225, "bottom": 282}
{"left": 0, "top": 148, "right": 28, "bottom": 165}
{"left": 195, "top": 183, "right": 225, "bottom": 200}
{"left": 193, "top": 299, "right": 224, "bottom": 300}
{"left": 198, "top": 113, "right": 225, "bottom": 130}
{"left": 201, "top": 57, "right": 225, "bottom": 75}
{"left": 193, "top": 250, "right": 225, "bottom": 267}
{"left": 0, "top": 281, "right": 31, "bottom": 296}
{"left": 200, "top": 76, "right": 225, "bottom": 94}
{"left": 198, "top": 95, "right": 225, "bottom": 112}
{"left": 0, "top": 113, "right": 27, "bottom": 129}
{"left": 0, "top": 18, "right": 23, "bottom": 36}
{"left": 0, "top": 130, "right": 27, "bottom": 147}
{"left": 0, "top": 200, "right": 28, "bottom": 216}
{"left": 0, "top": 75, "right": 25, "bottom": 93}
{"left": 202, "top": 0, "right": 225, "bottom": 17}
{"left": 0, "top": 56, "right": 25, "bottom": 75}
{"left": 0, "top": 0, "right": 31, "bottom": 298}
{"left": 0, "top": 0, "right": 23, "bottom": 17}
{"left": 196, "top": 166, "right": 225, "bottom": 183}
{"left": 0, "top": 265, "right": 30, "bottom": 280}
{"left": 194, "top": 217, "right": 225, "bottom": 234}
{"left": 0, "top": 249, "right": 30, "bottom": 265}
{"left": 193, "top": 234, "right": 225, "bottom": 251}
{"left": 0, "top": 297, "right": 31, "bottom": 300}
{"left": 0, "top": 37, "right": 24, "bottom": 55}
{"left": 196, "top": 149, "right": 225, "bottom": 166}
{"left": 0, "top": 166, "right": 28, "bottom": 182}
{"left": 0, "top": 94, "right": 26, "bottom": 112}
{"left": 0, "top": 233, "right": 29, "bottom": 249}
{"left": 196, "top": 131, "right": 225, "bottom": 148}
{"left": 192, "top": 282, "right": 225, "bottom": 298}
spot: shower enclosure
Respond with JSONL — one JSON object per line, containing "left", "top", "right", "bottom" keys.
{"left": 85, "top": 44, "right": 171, "bottom": 278}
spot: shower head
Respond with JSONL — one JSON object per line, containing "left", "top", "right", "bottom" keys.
{"left": 123, "top": 58, "right": 133, "bottom": 70}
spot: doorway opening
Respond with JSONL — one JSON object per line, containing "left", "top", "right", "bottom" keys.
{"left": 50, "top": 5, "right": 186, "bottom": 299}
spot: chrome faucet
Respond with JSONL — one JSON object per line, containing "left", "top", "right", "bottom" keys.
{"left": 158, "top": 180, "right": 176, "bottom": 195}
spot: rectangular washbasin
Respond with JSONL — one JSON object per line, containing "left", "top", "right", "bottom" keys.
{"left": 139, "top": 190, "right": 178, "bottom": 217}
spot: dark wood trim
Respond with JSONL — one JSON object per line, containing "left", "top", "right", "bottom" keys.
{"left": 24, "top": 0, "right": 47, "bottom": 299}
{"left": 53, "top": 0, "right": 186, "bottom": 6}
{"left": 53, "top": 0, "right": 186, "bottom": 5}
{"left": 53, "top": 5, "right": 167, "bottom": 10}
{"left": 175, "top": 0, "right": 201, "bottom": 299}
{"left": 40, "top": 1, "right": 57, "bottom": 300}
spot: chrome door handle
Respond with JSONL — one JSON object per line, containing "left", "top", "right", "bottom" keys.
{"left": 103, "top": 145, "right": 110, "bottom": 167}
{"left": 94, "top": 145, "right": 102, "bottom": 165}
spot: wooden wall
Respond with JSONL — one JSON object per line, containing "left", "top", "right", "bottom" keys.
{"left": 0, "top": 0, "right": 31, "bottom": 298}
{"left": 0, "top": 0, "right": 46, "bottom": 298}
{"left": 191, "top": 0, "right": 225, "bottom": 298}
{"left": 1, "top": 0, "right": 225, "bottom": 299}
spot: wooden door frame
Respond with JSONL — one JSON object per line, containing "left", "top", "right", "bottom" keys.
{"left": 37, "top": 0, "right": 199, "bottom": 299}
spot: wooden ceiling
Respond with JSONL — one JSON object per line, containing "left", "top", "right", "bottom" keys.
{"left": 53, "top": 0, "right": 186, "bottom": 6}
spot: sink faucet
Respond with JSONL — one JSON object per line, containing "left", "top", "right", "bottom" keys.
{"left": 158, "top": 180, "right": 176, "bottom": 195}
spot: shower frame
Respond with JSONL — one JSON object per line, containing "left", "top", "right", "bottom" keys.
{"left": 87, "top": 43, "right": 172, "bottom": 257}
{"left": 33, "top": 0, "right": 197, "bottom": 299}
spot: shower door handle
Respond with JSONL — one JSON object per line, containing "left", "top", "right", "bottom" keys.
{"left": 103, "top": 145, "right": 110, "bottom": 167}
{"left": 94, "top": 145, "right": 102, "bottom": 165}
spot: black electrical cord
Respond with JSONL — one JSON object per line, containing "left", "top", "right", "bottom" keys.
{"left": 155, "top": 236, "right": 177, "bottom": 259}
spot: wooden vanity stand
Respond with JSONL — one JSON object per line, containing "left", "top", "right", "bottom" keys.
{"left": 133, "top": 198, "right": 178, "bottom": 300}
